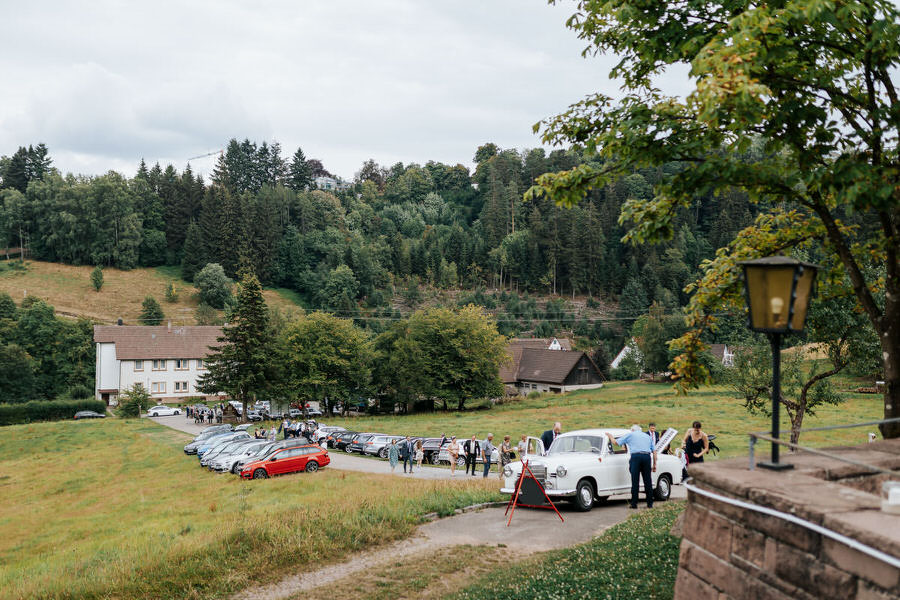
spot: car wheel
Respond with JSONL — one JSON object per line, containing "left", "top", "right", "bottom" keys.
{"left": 305, "top": 461, "right": 319, "bottom": 472}
{"left": 345, "top": 446, "right": 353, "bottom": 453}
{"left": 574, "top": 479, "right": 595, "bottom": 512}
{"left": 231, "top": 464, "right": 238, "bottom": 474}
{"left": 150, "top": 412, "right": 157, "bottom": 417}
{"left": 654, "top": 474, "right": 672, "bottom": 501}
{"left": 253, "top": 469, "right": 268, "bottom": 480}
{"left": 429, "top": 453, "right": 439, "bottom": 465}
{"left": 378, "top": 448, "right": 388, "bottom": 459}
{"left": 456, "top": 456, "right": 466, "bottom": 467}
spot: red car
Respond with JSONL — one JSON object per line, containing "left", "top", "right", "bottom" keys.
{"left": 240, "top": 443, "right": 330, "bottom": 480}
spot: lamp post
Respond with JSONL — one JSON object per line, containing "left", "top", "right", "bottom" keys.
{"left": 738, "top": 256, "right": 818, "bottom": 470}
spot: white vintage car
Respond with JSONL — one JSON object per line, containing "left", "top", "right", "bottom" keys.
{"left": 500, "top": 428, "right": 683, "bottom": 511}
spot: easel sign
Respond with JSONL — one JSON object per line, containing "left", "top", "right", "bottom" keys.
{"left": 504, "top": 460, "right": 564, "bottom": 526}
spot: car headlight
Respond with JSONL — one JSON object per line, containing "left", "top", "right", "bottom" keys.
{"left": 556, "top": 465, "right": 567, "bottom": 478}
{"left": 503, "top": 465, "right": 513, "bottom": 478}
{"left": 545, "top": 479, "right": 554, "bottom": 489}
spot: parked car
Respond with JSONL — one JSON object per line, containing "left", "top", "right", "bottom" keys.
{"left": 147, "top": 405, "right": 181, "bottom": 417}
{"left": 245, "top": 410, "right": 263, "bottom": 422}
{"left": 201, "top": 439, "right": 257, "bottom": 468}
{"left": 306, "top": 408, "right": 324, "bottom": 418}
{"left": 196, "top": 431, "right": 251, "bottom": 457}
{"left": 348, "top": 433, "right": 382, "bottom": 454}
{"left": 211, "top": 440, "right": 273, "bottom": 473}
{"left": 234, "top": 424, "right": 252, "bottom": 431}
{"left": 288, "top": 408, "right": 302, "bottom": 418}
{"left": 315, "top": 426, "right": 346, "bottom": 447}
{"left": 435, "top": 441, "right": 512, "bottom": 467}
{"left": 500, "top": 428, "right": 683, "bottom": 511}
{"left": 332, "top": 431, "right": 358, "bottom": 451}
{"left": 262, "top": 408, "right": 284, "bottom": 420}
{"left": 421, "top": 437, "right": 446, "bottom": 463}
{"left": 240, "top": 443, "right": 330, "bottom": 479}
{"left": 74, "top": 410, "right": 105, "bottom": 419}
{"left": 183, "top": 427, "right": 234, "bottom": 454}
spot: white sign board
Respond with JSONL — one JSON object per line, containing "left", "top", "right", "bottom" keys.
{"left": 656, "top": 427, "right": 678, "bottom": 452}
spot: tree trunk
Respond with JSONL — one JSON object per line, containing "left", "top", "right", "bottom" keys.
{"left": 879, "top": 303, "right": 900, "bottom": 438}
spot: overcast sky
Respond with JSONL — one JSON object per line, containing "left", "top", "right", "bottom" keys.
{"left": 0, "top": 1, "right": 689, "bottom": 180}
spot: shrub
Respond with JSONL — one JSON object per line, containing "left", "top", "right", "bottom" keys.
{"left": 117, "top": 385, "right": 151, "bottom": 418}
{"left": 0, "top": 398, "right": 106, "bottom": 426}
{"left": 195, "top": 263, "right": 232, "bottom": 309}
{"left": 90, "top": 266, "right": 104, "bottom": 291}
{"left": 195, "top": 303, "right": 222, "bottom": 325}
{"left": 139, "top": 296, "right": 164, "bottom": 326}
{"left": 165, "top": 282, "right": 179, "bottom": 303}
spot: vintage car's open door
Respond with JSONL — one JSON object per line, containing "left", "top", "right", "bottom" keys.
{"left": 523, "top": 436, "right": 545, "bottom": 457}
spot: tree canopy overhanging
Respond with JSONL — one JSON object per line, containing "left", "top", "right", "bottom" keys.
{"left": 530, "top": 0, "right": 900, "bottom": 437}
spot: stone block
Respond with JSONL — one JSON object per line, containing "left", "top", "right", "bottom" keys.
{"left": 823, "top": 537, "right": 899, "bottom": 591}
{"left": 680, "top": 540, "right": 796, "bottom": 600}
{"left": 731, "top": 523, "right": 766, "bottom": 569}
{"left": 823, "top": 510, "right": 900, "bottom": 561}
{"left": 674, "top": 567, "right": 719, "bottom": 600}
{"left": 857, "top": 580, "right": 899, "bottom": 600}
{"left": 774, "top": 541, "right": 857, "bottom": 599}
{"left": 683, "top": 503, "right": 733, "bottom": 560}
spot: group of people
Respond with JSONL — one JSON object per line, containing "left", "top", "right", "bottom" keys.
{"left": 276, "top": 418, "right": 318, "bottom": 442}
{"left": 186, "top": 404, "right": 222, "bottom": 424}
{"left": 386, "top": 436, "right": 425, "bottom": 473}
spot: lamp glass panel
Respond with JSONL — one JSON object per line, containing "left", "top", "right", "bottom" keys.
{"left": 789, "top": 267, "right": 816, "bottom": 331}
{"left": 745, "top": 265, "right": 796, "bottom": 331}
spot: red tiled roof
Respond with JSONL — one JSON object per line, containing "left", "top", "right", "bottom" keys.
{"left": 516, "top": 348, "right": 588, "bottom": 384}
{"left": 93, "top": 325, "right": 223, "bottom": 360}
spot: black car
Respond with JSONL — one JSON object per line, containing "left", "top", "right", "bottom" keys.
{"left": 74, "top": 410, "right": 105, "bottom": 419}
{"left": 245, "top": 410, "right": 263, "bottom": 422}
{"left": 420, "top": 437, "right": 446, "bottom": 463}
{"left": 332, "top": 431, "right": 359, "bottom": 452}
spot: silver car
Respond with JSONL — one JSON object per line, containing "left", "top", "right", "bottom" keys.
{"left": 201, "top": 438, "right": 258, "bottom": 468}
{"left": 210, "top": 440, "right": 272, "bottom": 473}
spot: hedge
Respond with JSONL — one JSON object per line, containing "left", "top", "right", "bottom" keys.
{"left": 0, "top": 398, "right": 107, "bottom": 426}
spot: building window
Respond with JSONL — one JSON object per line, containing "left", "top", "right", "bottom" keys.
{"left": 196, "top": 359, "right": 205, "bottom": 370}
{"left": 174, "top": 381, "right": 189, "bottom": 393}
{"left": 151, "top": 382, "right": 166, "bottom": 394}
{"left": 152, "top": 360, "right": 167, "bottom": 371}
{"left": 134, "top": 360, "right": 143, "bottom": 371}
{"left": 175, "top": 359, "right": 189, "bottom": 370}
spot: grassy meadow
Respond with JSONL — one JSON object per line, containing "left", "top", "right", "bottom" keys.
{"left": 0, "top": 418, "right": 499, "bottom": 600}
{"left": 0, "top": 259, "right": 301, "bottom": 324}
{"left": 324, "top": 381, "right": 885, "bottom": 459}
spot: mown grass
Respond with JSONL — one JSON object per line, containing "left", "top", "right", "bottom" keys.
{"left": 450, "top": 502, "right": 684, "bottom": 600}
{"left": 324, "top": 381, "right": 884, "bottom": 459}
{"left": 0, "top": 259, "right": 300, "bottom": 323}
{"left": 0, "top": 418, "right": 499, "bottom": 600}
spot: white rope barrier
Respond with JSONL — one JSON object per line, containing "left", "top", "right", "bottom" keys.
{"left": 684, "top": 482, "right": 900, "bottom": 570}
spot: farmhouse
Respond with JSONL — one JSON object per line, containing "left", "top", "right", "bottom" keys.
{"left": 610, "top": 338, "right": 736, "bottom": 371}
{"left": 93, "top": 324, "right": 223, "bottom": 404}
{"left": 500, "top": 337, "right": 604, "bottom": 395}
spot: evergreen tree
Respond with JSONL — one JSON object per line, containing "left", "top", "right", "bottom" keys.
{"left": 198, "top": 268, "right": 275, "bottom": 421}
{"left": 180, "top": 222, "right": 206, "bottom": 282}
{"left": 139, "top": 296, "right": 164, "bottom": 326}
{"left": 194, "top": 263, "right": 232, "bottom": 308}
{"left": 90, "top": 266, "right": 103, "bottom": 291}
{"left": 288, "top": 146, "right": 313, "bottom": 191}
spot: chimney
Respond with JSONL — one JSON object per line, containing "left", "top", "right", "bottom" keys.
{"left": 117, "top": 318, "right": 123, "bottom": 326}
{"left": 167, "top": 321, "right": 171, "bottom": 332}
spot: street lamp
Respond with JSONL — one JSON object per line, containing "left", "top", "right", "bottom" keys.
{"left": 738, "top": 256, "right": 818, "bottom": 470}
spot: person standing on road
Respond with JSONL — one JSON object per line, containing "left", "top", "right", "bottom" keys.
{"left": 448, "top": 436, "right": 460, "bottom": 477}
{"left": 401, "top": 436, "right": 415, "bottom": 474}
{"left": 499, "top": 435, "right": 512, "bottom": 479}
{"left": 517, "top": 434, "right": 527, "bottom": 456}
{"left": 388, "top": 438, "right": 400, "bottom": 473}
{"left": 269, "top": 425, "right": 277, "bottom": 442}
{"left": 464, "top": 435, "right": 480, "bottom": 476}
{"left": 541, "top": 422, "right": 562, "bottom": 454}
{"left": 682, "top": 421, "right": 709, "bottom": 468}
{"left": 481, "top": 433, "right": 495, "bottom": 478}
{"left": 415, "top": 439, "right": 424, "bottom": 469}
{"left": 606, "top": 426, "right": 656, "bottom": 509}
{"left": 439, "top": 432, "right": 448, "bottom": 447}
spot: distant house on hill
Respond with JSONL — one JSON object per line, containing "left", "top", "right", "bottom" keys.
{"left": 610, "top": 338, "right": 736, "bottom": 372}
{"left": 501, "top": 337, "right": 604, "bottom": 395}
{"left": 314, "top": 175, "right": 351, "bottom": 191}
{"left": 93, "top": 324, "right": 224, "bottom": 405}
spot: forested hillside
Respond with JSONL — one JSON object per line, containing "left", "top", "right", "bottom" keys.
{"left": 0, "top": 139, "right": 758, "bottom": 350}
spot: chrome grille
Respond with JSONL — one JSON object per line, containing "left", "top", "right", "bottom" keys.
{"left": 528, "top": 463, "right": 547, "bottom": 485}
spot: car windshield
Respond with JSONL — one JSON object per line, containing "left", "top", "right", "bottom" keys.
{"left": 547, "top": 435, "right": 605, "bottom": 455}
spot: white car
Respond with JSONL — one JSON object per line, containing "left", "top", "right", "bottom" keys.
{"left": 147, "top": 405, "right": 181, "bottom": 417}
{"left": 500, "top": 428, "right": 683, "bottom": 511}
{"left": 436, "top": 442, "right": 510, "bottom": 467}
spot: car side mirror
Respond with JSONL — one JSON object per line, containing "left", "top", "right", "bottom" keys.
{"left": 269, "top": 457, "right": 277, "bottom": 462}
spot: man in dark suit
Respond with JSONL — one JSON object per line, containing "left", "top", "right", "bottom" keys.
{"left": 463, "top": 435, "right": 480, "bottom": 476}
{"left": 401, "top": 436, "right": 415, "bottom": 473}
{"left": 540, "top": 422, "right": 562, "bottom": 454}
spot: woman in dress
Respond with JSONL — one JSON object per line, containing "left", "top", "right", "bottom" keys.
{"left": 681, "top": 420, "right": 709, "bottom": 474}
{"left": 415, "top": 439, "right": 424, "bottom": 469}
{"left": 499, "top": 435, "right": 512, "bottom": 479}
{"left": 448, "top": 436, "right": 460, "bottom": 477}
{"left": 388, "top": 438, "right": 400, "bottom": 473}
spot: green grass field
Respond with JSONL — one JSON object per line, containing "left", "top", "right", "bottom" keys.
{"left": 323, "top": 381, "right": 884, "bottom": 458}
{"left": 0, "top": 419, "right": 498, "bottom": 600}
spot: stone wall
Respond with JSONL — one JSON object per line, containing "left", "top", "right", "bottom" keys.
{"left": 673, "top": 439, "right": 900, "bottom": 600}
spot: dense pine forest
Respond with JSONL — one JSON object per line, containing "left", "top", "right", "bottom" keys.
{"left": 0, "top": 139, "right": 758, "bottom": 352}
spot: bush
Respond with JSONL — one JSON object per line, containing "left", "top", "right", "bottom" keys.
{"left": 195, "top": 303, "right": 222, "bottom": 325}
{"left": 90, "top": 266, "right": 104, "bottom": 291}
{"left": 195, "top": 263, "right": 232, "bottom": 309}
{"left": 139, "top": 296, "right": 164, "bottom": 326}
{"left": 117, "top": 385, "right": 151, "bottom": 418}
{"left": 165, "top": 282, "right": 179, "bottom": 303}
{"left": 0, "top": 398, "right": 106, "bottom": 426}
